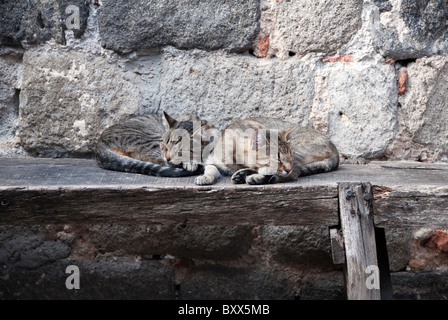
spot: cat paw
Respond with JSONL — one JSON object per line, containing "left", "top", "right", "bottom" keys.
{"left": 195, "top": 175, "right": 214, "bottom": 185}
{"left": 231, "top": 171, "right": 248, "bottom": 184}
{"left": 183, "top": 162, "right": 199, "bottom": 172}
{"left": 246, "top": 174, "right": 271, "bottom": 185}
{"left": 267, "top": 175, "right": 279, "bottom": 184}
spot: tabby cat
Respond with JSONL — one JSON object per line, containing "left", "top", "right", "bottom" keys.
{"left": 194, "top": 117, "right": 339, "bottom": 185}
{"left": 95, "top": 112, "right": 208, "bottom": 177}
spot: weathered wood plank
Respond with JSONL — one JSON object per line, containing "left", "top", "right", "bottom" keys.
{"left": 2, "top": 158, "right": 448, "bottom": 188}
{"left": 373, "top": 186, "right": 448, "bottom": 228}
{"left": 1, "top": 158, "right": 448, "bottom": 228}
{"left": 339, "top": 183, "right": 381, "bottom": 300}
{"left": 330, "top": 227, "right": 345, "bottom": 265}
{"left": 0, "top": 185, "right": 339, "bottom": 226}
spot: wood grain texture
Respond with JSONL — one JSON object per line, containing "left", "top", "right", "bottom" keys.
{"left": 0, "top": 185, "right": 338, "bottom": 226}
{"left": 330, "top": 227, "right": 345, "bottom": 264}
{"left": 2, "top": 158, "right": 448, "bottom": 188}
{"left": 373, "top": 186, "right": 448, "bottom": 228}
{"left": 339, "top": 183, "right": 381, "bottom": 300}
{"left": 1, "top": 158, "right": 448, "bottom": 227}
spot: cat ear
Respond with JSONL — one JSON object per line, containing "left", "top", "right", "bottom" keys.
{"left": 250, "top": 129, "right": 267, "bottom": 150}
{"left": 162, "top": 112, "right": 178, "bottom": 129}
{"left": 283, "top": 125, "right": 299, "bottom": 142}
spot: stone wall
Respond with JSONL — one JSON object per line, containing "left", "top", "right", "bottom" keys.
{"left": 2, "top": 0, "right": 448, "bottom": 161}
{"left": 3, "top": 224, "right": 448, "bottom": 299}
{"left": 1, "top": 0, "right": 448, "bottom": 299}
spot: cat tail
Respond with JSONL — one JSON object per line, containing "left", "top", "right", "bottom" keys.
{"left": 298, "top": 147, "right": 340, "bottom": 177}
{"left": 95, "top": 145, "right": 197, "bottom": 177}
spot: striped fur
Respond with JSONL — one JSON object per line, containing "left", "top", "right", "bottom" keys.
{"left": 95, "top": 113, "right": 202, "bottom": 177}
{"left": 195, "top": 117, "right": 339, "bottom": 185}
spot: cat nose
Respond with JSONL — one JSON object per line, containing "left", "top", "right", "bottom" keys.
{"left": 164, "top": 153, "right": 170, "bottom": 161}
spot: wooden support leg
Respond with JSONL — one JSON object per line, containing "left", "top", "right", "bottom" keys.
{"left": 329, "top": 225, "right": 394, "bottom": 300}
{"left": 338, "top": 182, "right": 381, "bottom": 300}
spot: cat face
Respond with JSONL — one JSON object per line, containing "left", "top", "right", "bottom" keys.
{"left": 276, "top": 142, "right": 294, "bottom": 175}
{"left": 160, "top": 112, "right": 209, "bottom": 170}
{"left": 277, "top": 126, "right": 298, "bottom": 175}
{"left": 249, "top": 127, "right": 297, "bottom": 176}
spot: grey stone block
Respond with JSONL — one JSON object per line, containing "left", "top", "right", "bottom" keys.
{"left": 384, "top": 228, "right": 413, "bottom": 272}
{"left": 138, "top": 47, "right": 315, "bottom": 130}
{"left": 378, "top": 0, "right": 448, "bottom": 59}
{"left": 392, "top": 271, "right": 448, "bottom": 300}
{"left": 259, "top": 226, "right": 333, "bottom": 268}
{"left": 89, "top": 224, "right": 253, "bottom": 260}
{"left": 18, "top": 45, "right": 141, "bottom": 157}
{"left": 98, "top": 0, "right": 260, "bottom": 53}
{"left": 0, "top": 48, "right": 26, "bottom": 157}
{"left": 179, "top": 265, "right": 295, "bottom": 300}
{"left": 0, "top": 226, "right": 70, "bottom": 270}
{"left": 401, "top": 0, "right": 448, "bottom": 42}
{"left": 374, "top": 0, "right": 393, "bottom": 12}
{"left": 269, "top": 0, "right": 363, "bottom": 59}
{"left": 300, "top": 272, "right": 345, "bottom": 300}
{"left": 387, "top": 56, "right": 448, "bottom": 162}
{"left": 0, "top": 53, "right": 21, "bottom": 139}
{"left": 0, "top": 0, "right": 89, "bottom": 46}
{"left": 312, "top": 61, "right": 398, "bottom": 160}
{"left": 0, "top": 226, "right": 175, "bottom": 299}
{"left": 0, "top": 259, "right": 175, "bottom": 299}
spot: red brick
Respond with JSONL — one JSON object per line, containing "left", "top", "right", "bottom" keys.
{"left": 322, "top": 53, "right": 353, "bottom": 63}
{"left": 425, "top": 230, "right": 448, "bottom": 253}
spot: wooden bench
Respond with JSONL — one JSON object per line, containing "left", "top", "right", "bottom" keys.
{"left": 1, "top": 158, "right": 448, "bottom": 299}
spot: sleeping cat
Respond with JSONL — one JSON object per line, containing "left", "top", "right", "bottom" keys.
{"left": 95, "top": 112, "right": 209, "bottom": 177}
{"left": 194, "top": 117, "right": 339, "bottom": 185}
